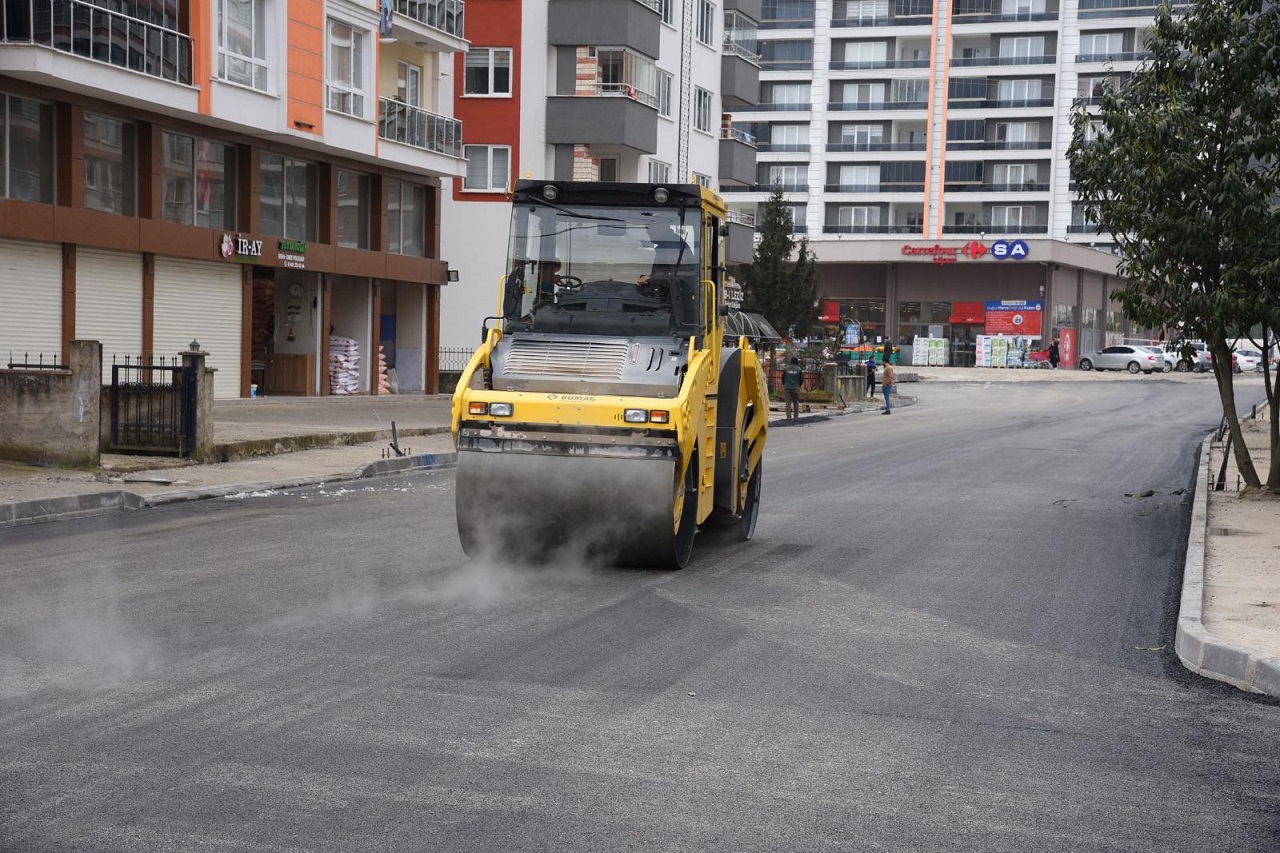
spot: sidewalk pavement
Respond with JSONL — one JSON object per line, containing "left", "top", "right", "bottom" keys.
{"left": 1, "top": 368, "right": 1276, "bottom": 699}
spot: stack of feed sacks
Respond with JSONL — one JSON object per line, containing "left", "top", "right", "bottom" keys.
{"left": 329, "top": 334, "right": 361, "bottom": 394}
{"left": 377, "top": 345, "right": 391, "bottom": 394}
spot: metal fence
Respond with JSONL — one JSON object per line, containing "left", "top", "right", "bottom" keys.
{"left": 108, "top": 355, "right": 197, "bottom": 456}
{"left": 6, "top": 351, "right": 66, "bottom": 370}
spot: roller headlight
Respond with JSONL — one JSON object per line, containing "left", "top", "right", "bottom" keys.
{"left": 488, "top": 402, "right": 514, "bottom": 417}
{"left": 623, "top": 409, "right": 649, "bottom": 424}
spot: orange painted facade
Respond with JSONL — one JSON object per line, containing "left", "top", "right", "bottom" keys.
{"left": 452, "top": 0, "right": 522, "bottom": 201}
{"left": 191, "top": 0, "right": 212, "bottom": 114}
{"left": 287, "top": 0, "right": 326, "bottom": 134}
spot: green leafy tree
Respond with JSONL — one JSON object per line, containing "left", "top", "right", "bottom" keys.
{"left": 735, "top": 188, "right": 819, "bottom": 340}
{"left": 1068, "top": 0, "right": 1280, "bottom": 491}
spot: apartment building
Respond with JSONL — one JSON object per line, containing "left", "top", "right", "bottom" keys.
{"left": 0, "top": 0, "right": 467, "bottom": 397}
{"left": 724, "top": 0, "right": 1162, "bottom": 355}
{"left": 438, "top": 0, "right": 762, "bottom": 355}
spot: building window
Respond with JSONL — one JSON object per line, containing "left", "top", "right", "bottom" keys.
{"left": 218, "top": 0, "right": 269, "bottom": 90}
{"left": 838, "top": 206, "right": 880, "bottom": 228}
{"left": 598, "top": 157, "right": 620, "bottom": 182}
{"left": 696, "top": 0, "right": 716, "bottom": 46}
{"left": 658, "top": 0, "right": 673, "bottom": 24}
{"left": 657, "top": 70, "right": 674, "bottom": 118}
{"left": 161, "top": 132, "right": 235, "bottom": 229}
{"left": 327, "top": 18, "right": 367, "bottom": 117}
{"left": 991, "top": 205, "right": 1034, "bottom": 228}
{"left": 259, "top": 153, "right": 317, "bottom": 240}
{"left": 463, "top": 145, "right": 510, "bottom": 191}
{"left": 648, "top": 159, "right": 670, "bottom": 182}
{"left": 1, "top": 94, "right": 55, "bottom": 203}
{"left": 694, "top": 87, "right": 713, "bottom": 133}
{"left": 386, "top": 180, "right": 426, "bottom": 256}
{"left": 464, "top": 47, "right": 512, "bottom": 96}
{"left": 398, "top": 61, "right": 422, "bottom": 106}
{"left": 693, "top": 173, "right": 712, "bottom": 188}
{"left": 336, "top": 170, "right": 370, "bottom": 249}
{"left": 83, "top": 113, "right": 135, "bottom": 216}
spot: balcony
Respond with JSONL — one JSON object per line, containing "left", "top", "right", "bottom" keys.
{"left": 952, "top": 53, "right": 1057, "bottom": 67}
{"left": 379, "top": 98, "right": 463, "bottom": 158}
{"left": 760, "top": 16, "right": 815, "bottom": 29}
{"left": 546, "top": 90, "right": 658, "bottom": 154}
{"left": 720, "top": 127, "right": 757, "bottom": 186}
{"left": 828, "top": 100, "right": 928, "bottom": 112}
{"left": 948, "top": 97, "right": 1056, "bottom": 110}
{"left": 548, "top": 0, "right": 660, "bottom": 58}
{"left": 1, "top": 0, "right": 191, "bottom": 84}
{"left": 392, "top": 0, "right": 467, "bottom": 51}
{"left": 722, "top": 38, "right": 761, "bottom": 107}
{"left": 758, "top": 142, "right": 811, "bottom": 152}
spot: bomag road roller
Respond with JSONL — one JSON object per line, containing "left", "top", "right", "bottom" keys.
{"left": 451, "top": 181, "right": 769, "bottom": 569}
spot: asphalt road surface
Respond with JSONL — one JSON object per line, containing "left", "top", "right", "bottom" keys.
{"left": 2, "top": 379, "right": 1278, "bottom": 852}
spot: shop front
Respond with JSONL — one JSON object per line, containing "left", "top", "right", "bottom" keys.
{"left": 811, "top": 238, "right": 1133, "bottom": 368}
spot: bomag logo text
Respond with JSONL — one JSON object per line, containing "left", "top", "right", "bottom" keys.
{"left": 554, "top": 394, "right": 596, "bottom": 402}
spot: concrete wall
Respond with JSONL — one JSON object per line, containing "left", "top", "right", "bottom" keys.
{"left": 0, "top": 340, "right": 101, "bottom": 468}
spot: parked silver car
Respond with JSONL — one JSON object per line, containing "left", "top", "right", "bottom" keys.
{"left": 1141, "top": 346, "right": 1175, "bottom": 372}
{"left": 1077, "top": 345, "right": 1165, "bottom": 374}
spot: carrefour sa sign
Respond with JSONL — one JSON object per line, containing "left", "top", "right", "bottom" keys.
{"left": 990, "top": 239, "right": 1031, "bottom": 260}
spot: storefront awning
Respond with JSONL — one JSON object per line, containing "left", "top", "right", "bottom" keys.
{"left": 949, "top": 302, "right": 985, "bottom": 324}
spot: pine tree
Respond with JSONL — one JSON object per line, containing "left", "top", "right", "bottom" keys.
{"left": 736, "top": 189, "right": 819, "bottom": 340}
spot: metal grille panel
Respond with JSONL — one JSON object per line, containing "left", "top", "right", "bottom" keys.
{"left": 502, "top": 339, "right": 629, "bottom": 380}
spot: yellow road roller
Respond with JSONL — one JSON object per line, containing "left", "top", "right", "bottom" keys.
{"left": 451, "top": 181, "right": 769, "bottom": 569}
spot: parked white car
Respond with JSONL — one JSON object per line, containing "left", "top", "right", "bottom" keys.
{"left": 1232, "top": 350, "right": 1263, "bottom": 373}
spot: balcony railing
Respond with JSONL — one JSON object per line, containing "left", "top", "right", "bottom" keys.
{"left": 379, "top": 98, "right": 463, "bottom": 158}
{"left": 826, "top": 141, "right": 927, "bottom": 152}
{"left": 721, "top": 183, "right": 808, "bottom": 192}
{"left": 824, "top": 223, "right": 921, "bottom": 234}
{"left": 722, "top": 126, "right": 757, "bottom": 145}
{"left": 753, "top": 102, "right": 812, "bottom": 112}
{"left": 828, "top": 100, "right": 928, "bottom": 112}
{"left": 830, "top": 15, "right": 933, "bottom": 28}
{"left": 823, "top": 183, "right": 926, "bottom": 193}
{"left": 574, "top": 80, "right": 660, "bottom": 110}
{"left": 1, "top": 0, "right": 192, "bottom": 84}
{"left": 951, "top": 11, "right": 1060, "bottom": 24}
{"left": 944, "top": 182, "right": 1050, "bottom": 192}
{"left": 1078, "top": 0, "right": 1186, "bottom": 18}
{"left": 757, "top": 142, "right": 811, "bottom": 152}
{"left": 941, "top": 223, "right": 1048, "bottom": 234}
{"left": 1067, "top": 223, "right": 1101, "bottom": 233}
{"left": 760, "top": 17, "right": 815, "bottom": 29}
{"left": 952, "top": 53, "right": 1057, "bottom": 67}
{"left": 829, "top": 58, "right": 929, "bottom": 70}
{"left": 760, "top": 59, "right": 814, "bottom": 70}
{"left": 948, "top": 97, "right": 1056, "bottom": 110}
{"left": 947, "top": 139, "right": 1052, "bottom": 150}
{"left": 726, "top": 210, "right": 756, "bottom": 226}
{"left": 394, "top": 0, "right": 464, "bottom": 40}
{"left": 1076, "top": 51, "right": 1154, "bottom": 62}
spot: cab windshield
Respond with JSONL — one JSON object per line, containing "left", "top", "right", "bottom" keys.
{"left": 500, "top": 200, "right": 705, "bottom": 337}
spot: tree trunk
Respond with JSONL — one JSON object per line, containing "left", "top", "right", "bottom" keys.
{"left": 1210, "top": 335, "right": 1261, "bottom": 489}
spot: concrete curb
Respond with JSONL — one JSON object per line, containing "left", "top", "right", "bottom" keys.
{"left": 1175, "top": 434, "right": 1280, "bottom": 697}
{"left": 0, "top": 452, "right": 460, "bottom": 529}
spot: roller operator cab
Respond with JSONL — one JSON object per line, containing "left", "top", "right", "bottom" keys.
{"left": 451, "top": 181, "right": 770, "bottom": 569}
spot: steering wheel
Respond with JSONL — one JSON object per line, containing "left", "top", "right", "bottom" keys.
{"left": 557, "top": 275, "right": 583, "bottom": 291}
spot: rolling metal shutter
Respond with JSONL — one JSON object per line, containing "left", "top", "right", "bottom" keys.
{"left": 75, "top": 248, "right": 144, "bottom": 367}
{"left": 0, "top": 239, "right": 62, "bottom": 364}
{"left": 153, "top": 258, "right": 243, "bottom": 399}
